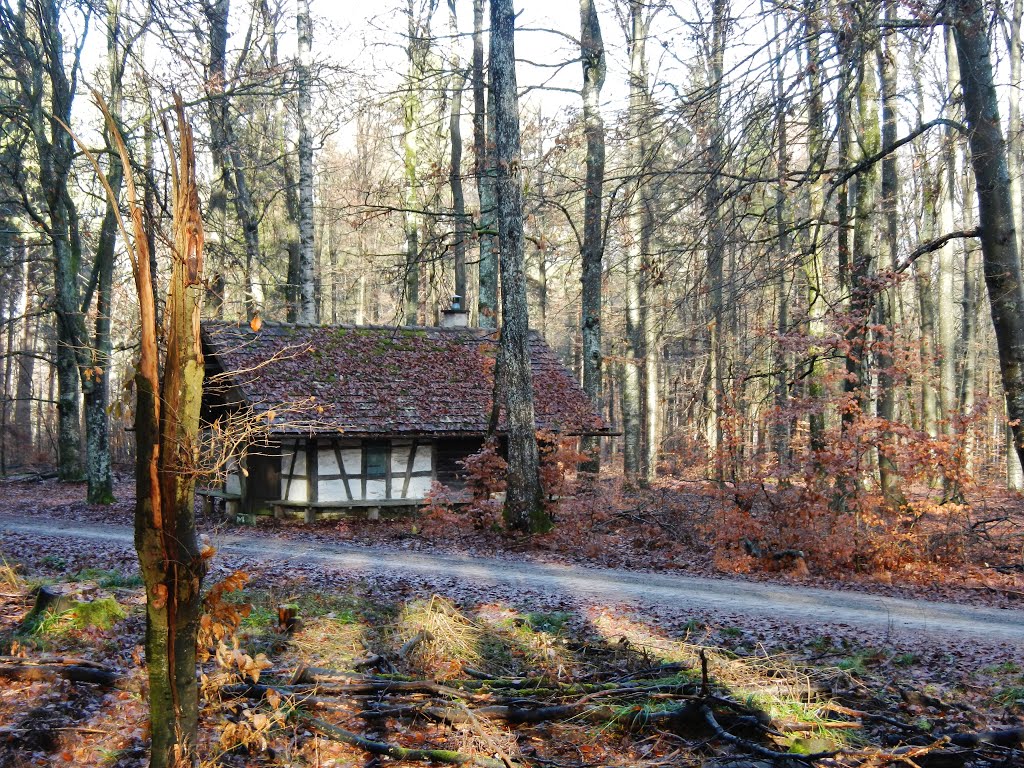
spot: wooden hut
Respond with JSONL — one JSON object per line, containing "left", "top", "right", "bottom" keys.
{"left": 200, "top": 318, "right": 607, "bottom": 521}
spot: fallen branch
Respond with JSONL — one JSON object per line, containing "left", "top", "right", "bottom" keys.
{"left": 300, "top": 713, "right": 520, "bottom": 768}
{"left": 948, "top": 727, "right": 1024, "bottom": 748}
{"left": 701, "top": 704, "right": 838, "bottom": 763}
{"left": 352, "top": 628, "right": 433, "bottom": 671}
{"left": 282, "top": 670, "right": 477, "bottom": 699}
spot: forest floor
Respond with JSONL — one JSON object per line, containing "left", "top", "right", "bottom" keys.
{"left": 0, "top": 476, "right": 1022, "bottom": 767}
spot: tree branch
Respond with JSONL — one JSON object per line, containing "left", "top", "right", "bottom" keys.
{"left": 898, "top": 228, "right": 981, "bottom": 272}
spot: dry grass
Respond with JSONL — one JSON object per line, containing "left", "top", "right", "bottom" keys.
{"left": 397, "top": 595, "right": 484, "bottom": 678}
{"left": 0, "top": 555, "right": 20, "bottom": 591}
{"left": 589, "top": 611, "right": 827, "bottom": 722}
{"left": 285, "top": 616, "right": 368, "bottom": 668}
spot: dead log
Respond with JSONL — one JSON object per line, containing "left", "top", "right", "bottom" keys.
{"left": 0, "top": 657, "right": 121, "bottom": 686}
{"left": 701, "top": 704, "right": 838, "bottom": 763}
{"left": 281, "top": 673, "right": 472, "bottom": 699}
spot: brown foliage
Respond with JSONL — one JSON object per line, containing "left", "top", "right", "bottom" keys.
{"left": 423, "top": 432, "right": 588, "bottom": 534}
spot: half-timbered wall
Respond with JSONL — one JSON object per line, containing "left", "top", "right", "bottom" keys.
{"left": 279, "top": 437, "right": 435, "bottom": 503}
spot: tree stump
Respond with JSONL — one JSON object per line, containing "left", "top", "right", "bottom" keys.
{"left": 278, "top": 603, "right": 300, "bottom": 635}
{"left": 21, "top": 585, "right": 74, "bottom": 630}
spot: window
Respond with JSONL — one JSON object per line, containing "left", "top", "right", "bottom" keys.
{"left": 365, "top": 443, "right": 387, "bottom": 479}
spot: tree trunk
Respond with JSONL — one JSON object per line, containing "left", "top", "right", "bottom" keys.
{"left": 704, "top": 0, "right": 728, "bottom": 481}
{"left": 844, "top": 6, "right": 880, "bottom": 433}
{"left": 622, "top": 0, "right": 653, "bottom": 485}
{"left": 8, "top": 0, "right": 88, "bottom": 482}
{"left": 403, "top": 0, "right": 428, "bottom": 326}
{"left": 107, "top": 102, "right": 208, "bottom": 768}
{"left": 1008, "top": 0, "right": 1023, "bottom": 261}
{"left": 1004, "top": 0, "right": 1024, "bottom": 489}
{"left": 803, "top": 0, "right": 826, "bottom": 454}
{"left": 204, "top": 0, "right": 230, "bottom": 318}
{"left": 450, "top": 94, "right": 467, "bottom": 301}
{"left": 205, "top": 0, "right": 263, "bottom": 321}
{"left": 579, "top": 0, "right": 605, "bottom": 475}
{"left": 15, "top": 247, "right": 35, "bottom": 438}
{"left": 877, "top": 0, "right": 907, "bottom": 508}
{"left": 770, "top": 9, "right": 793, "bottom": 470}
{"left": 489, "top": 0, "right": 545, "bottom": 533}
{"left": 910, "top": 41, "right": 940, "bottom": 443}
{"left": 84, "top": 0, "right": 126, "bottom": 505}
{"left": 296, "top": 0, "right": 318, "bottom": 324}
{"left": 447, "top": 4, "right": 468, "bottom": 302}
{"left": 949, "top": 0, "right": 1024, "bottom": 477}
{"left": 473, "top": 0, "right": 498, "bottom": 328}
{"left": 938, "top": 27, "right": 961, "bottom": 500}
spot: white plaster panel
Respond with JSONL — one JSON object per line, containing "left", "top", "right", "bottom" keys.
{"left": 342, "top": 448, "right": 362, "bottom": 475}
{"left": 285, "top": 477, "right": 308, "bottom": 502}
{"left": 290, "top": 450, "right": 306, "bottom": 477}
{"left": 365, "top": 479, "right": 387, "bottom": 500}
{"left": 318, "top": 479, "right": 350, "bottom": 502}
{"left": 390, "top": 446, "right": 410, "bottom": 473}
{"left": 405, "top": 475, "right": 432, "bottom": 500}
{"left": 412, "top": 447, "right": 433, "bottom": 473}
{"left": 319, "top": 449, "right": 340, "bottom": 475}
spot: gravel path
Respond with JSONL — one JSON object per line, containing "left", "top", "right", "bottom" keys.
{"left": 3, "top": 513, "right": 1023, "bottom": 645}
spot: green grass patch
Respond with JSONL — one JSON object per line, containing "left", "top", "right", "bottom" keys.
{"left": 73, "top": 567, "right": 143, "bottom": 589}
{"left": 523, "top": 611, "right": 573, "bottom": 634}
{"left": 26, "top": 597, "right": 126, "bottom": 636}
{"left": 993, "top": 685, "right": 1024, "bottom": 709}
{"left": 242, "top": 604, "right": 277, "bottom": 629}
{"left": 72, "top": 598, "right": 126, "bottom": 630}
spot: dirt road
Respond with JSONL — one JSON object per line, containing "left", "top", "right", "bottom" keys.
{"left": 2, "top": 514, "right": 1022, "bottom": 645}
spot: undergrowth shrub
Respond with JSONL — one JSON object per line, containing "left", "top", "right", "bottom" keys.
{"left": 422, "top": 432, "right": 587, "bottom": 535}
{"left": 704, "top": 371, "right": 987, "bottom": 577}
{"left": 198, "top": 570, "right": 282, "bottom": 756}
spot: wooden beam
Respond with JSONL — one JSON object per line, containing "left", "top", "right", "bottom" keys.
{"left": 402, "top": 440, "right": 418, "bottom": 499}
{"left": 333, "top": 442, "right": 353, "bottom": 500}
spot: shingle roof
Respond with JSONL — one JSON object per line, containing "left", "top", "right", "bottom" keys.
{"left": 201, "top": 321, "right": 608, "bottom": 436}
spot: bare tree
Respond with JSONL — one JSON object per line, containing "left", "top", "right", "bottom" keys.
{"left": 296, "top": 0, "right": 317, "bottom": 323}
{"left": 490, "top": 0, "right": 545, "bottom": 532}
{"left": 474, "top": 0, "right": 498, "bottom": 328}
{"left": 949, "top": 0, "right": 1024, "bottom": 476}
{"left": 580, "top": 0, "right": 605, "bottom": 474}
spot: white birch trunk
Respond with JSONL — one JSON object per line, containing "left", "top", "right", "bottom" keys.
{"left": 297, "top": 0, "right": 318, "bottom": 324}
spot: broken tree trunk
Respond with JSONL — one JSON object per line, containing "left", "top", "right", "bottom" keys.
{"left": 74, "top": 94, "right": 208, "bottom": 768}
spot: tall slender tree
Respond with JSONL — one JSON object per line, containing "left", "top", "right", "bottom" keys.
{"left": 704, "top": 0, "right": 728, "bottom": 479}
{"left": 490, "top": 0, "right": 545, "bottom": 532}
{"left": 622, "top": 0, "right": 653, "bottom": 484}
{"left": 474, "top": 0, "right": 498, "bottom": 328}
{"left": 949, "top": 0, "right": 1024, "bottom": 476}
{"left": 877, "top": 0, "right": 907, "bottom": 507}
{"left": 580, "top": 0, "right": 606, "bottom": 475}
{"left": 296, "top": 0, "right": 318, "bottom": 323}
